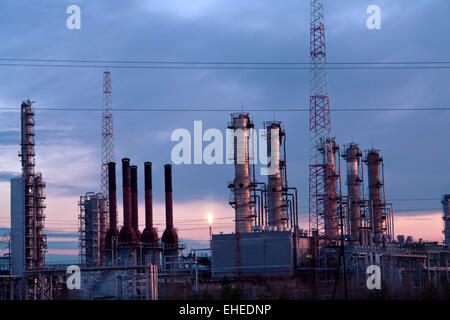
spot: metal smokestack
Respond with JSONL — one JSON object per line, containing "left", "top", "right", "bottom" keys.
{"left": 162, "top": 164, "right": 178, "bottom": 247}
{"left": 130, "top": 165, "right": 141, "bottom": 240}
{"left": 366, "top": 149, "right": 383, "bottom": 243}
{"left": 105, "top": 162, "right": 119, "bottom": 249}
{"left": 118, "top": 158, "right": 136, "bottom": 245}
{"left": 141, "top": 162, "right": 158, "bottom": 245}
{"left": 266, "top": 122, "right": 284, "bottom": 229}
{"left": 344, "top": 144, "right": 362, "bottom": 242}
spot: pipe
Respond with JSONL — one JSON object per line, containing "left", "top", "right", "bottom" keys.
{"left": 130, "top": 165, "right": 141, "bottom": 239}
{"left": 141, "top": 162, "right": 158, "bottom": 245}
{"left": 288, "top": 187, "right": 299, "bottom": 230}
{"left": 254, "top": 182, "right": 267, "bottom": 227}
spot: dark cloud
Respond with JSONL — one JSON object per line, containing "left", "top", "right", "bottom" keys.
{"left": 0, "top": 171, "right": 19, "bottom": 181}
{"left": 0, "top": 130, "right": 19, "bottom": 145}
{"left": 0, "top": 0, "right": 448, "bottom": 218}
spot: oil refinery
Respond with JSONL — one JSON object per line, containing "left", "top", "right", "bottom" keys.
{"left": 0, "top": 0, "right": 449, "bottom": 301}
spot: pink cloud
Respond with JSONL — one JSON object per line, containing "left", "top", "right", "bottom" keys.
{"left": 394, "top": 211, "right": 444, "bottom": 242}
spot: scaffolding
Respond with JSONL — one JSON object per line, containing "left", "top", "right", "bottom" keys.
{"left": 79, "top": 193, "right": 108, "bottom": 267}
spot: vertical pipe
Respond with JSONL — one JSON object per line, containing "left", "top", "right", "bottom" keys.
{"left": 289, "top": 187, "right": 299, "bottom": 231}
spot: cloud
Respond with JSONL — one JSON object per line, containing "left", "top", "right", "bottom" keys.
{"left": 0, "top": 171, "right": 19, "bottom": 182}
{"left": 141, "top": 0, "right": 221, "bottom": 20}
{"left": 395, "top": 212, "right": 444, "bottom": 242}
{"left": 0, "top": 0, "right": 448, "bottom": 244}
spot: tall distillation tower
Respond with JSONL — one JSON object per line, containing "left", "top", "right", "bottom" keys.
{"left": 11, "top": 100, "right": 47, "bottom": 275}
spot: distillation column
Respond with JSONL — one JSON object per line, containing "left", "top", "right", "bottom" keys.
{"left": 343, "top": 144, "right": 363, "bottom": 243}
{"left": 266, "top": 122, "right": 286, "bottom": 230}
{"left": 366, "top": 149, "right": 384, "bottom": 245}
{"left": 19, "top": 100, "right": 47, "bottom": 270}
{"left": 229, "top": 114, "right": 253, "bottom": 234}
{"left": 443, "top": 195, "right": 450, "bottom": 247}
{"left": 323, "top": 138, "right": 339, "bottom": 241}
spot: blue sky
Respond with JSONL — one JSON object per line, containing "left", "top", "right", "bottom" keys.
{"left": 0, "top": 1, "right": 449, "bottom": 260}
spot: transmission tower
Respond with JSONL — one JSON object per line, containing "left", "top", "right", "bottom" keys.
{"left": 101, "top": 71, "right": 115, "bottom": 198}
{"left": 309, "top": 0, "right": 332, "bottom": 238}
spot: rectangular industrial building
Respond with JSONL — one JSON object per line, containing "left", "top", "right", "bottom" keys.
{"left": 10, "top": 177, "right": 25, "bottom": 276}
{"left": 212, "top": 231, "right": 295, "bottom": 277}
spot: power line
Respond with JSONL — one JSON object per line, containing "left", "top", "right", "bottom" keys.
{"left": 1, "top": 58, "right": 449, "bottom": 65}
{"left": 1, "top": 63, "right": 450, "bottom": 70}
{"left": 0, "top": 107, "right": 449, "bottom": 112}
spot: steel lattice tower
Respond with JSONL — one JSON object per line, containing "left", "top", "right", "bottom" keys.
{"left": 309, "top": 0, "right": 332, "bottom": 237}
{"left": 101, "top": 72, "right": 115, "bottom": 198}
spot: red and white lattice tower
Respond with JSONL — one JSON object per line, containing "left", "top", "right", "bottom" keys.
{"left": 309, "top": 0, "right": 332, "bottom": 237}
{"left": 101, "top": 72, "right": 115, "bottom": 198}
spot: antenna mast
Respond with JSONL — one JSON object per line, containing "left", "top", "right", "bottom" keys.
{"left": 309, "top": 0, "right": 332, "bottom": 237}
{"left": 101, "top": 71, "right": 115, "bottom": 198}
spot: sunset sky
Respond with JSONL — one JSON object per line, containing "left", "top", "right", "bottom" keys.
{"left": 0, "top": 0, "right": 449, "bottom": 260}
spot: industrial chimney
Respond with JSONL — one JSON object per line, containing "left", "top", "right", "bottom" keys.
{"left": 162, "top": 164, "right": 178, "bottom": 247}
{"left": 105, "top": 162, "right": 119, "bottom": 250}
{"left": 141, "top": 162, "right": 158, "bottom": 245}
{"left": 118, "top": 158, "right": 137, "bottom": 246}
{"left": 229, "top": 113, "right": 253, "bottom": 234}
{"left": 366, "top": 149, "right": 384, "bottom": 244}
{"left": 343, "top": 144, "right": 363, "bottom": 243}
{"left": 130, "top": 165, "right": 141, "bottom": 240}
